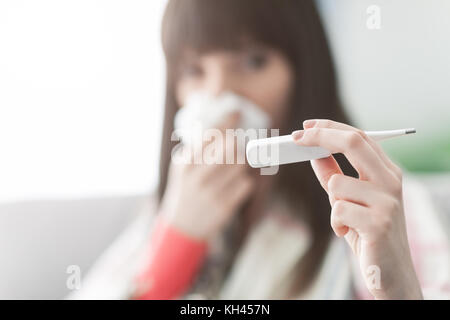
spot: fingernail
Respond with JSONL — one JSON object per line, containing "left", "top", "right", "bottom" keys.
{"left": 303, "top": 119, "right": 316, "bottom": 128}
{"left": 291, "top": 130, "right": 304, "bottom": 140}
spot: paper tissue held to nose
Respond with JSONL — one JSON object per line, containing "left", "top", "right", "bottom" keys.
{"left": 173, "top": 91, "right": 271, "bottom": 145}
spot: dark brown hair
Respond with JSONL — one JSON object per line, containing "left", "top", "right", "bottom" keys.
{"left": 158, "top": 0, "right": 356, "bottom": 297}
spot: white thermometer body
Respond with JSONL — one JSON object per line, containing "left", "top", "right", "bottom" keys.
{"left": 246, "top": 128, "right": 416, "bottom": 168}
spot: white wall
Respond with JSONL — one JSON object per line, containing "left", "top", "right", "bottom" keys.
{"left": 318, "top": 0, "right": 450, "bottom": 132}
{"left": 0, "top": 0, "right": 167, "bottom": 203}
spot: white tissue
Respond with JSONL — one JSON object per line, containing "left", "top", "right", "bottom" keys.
{"left": 174, "top": 91, "right": 270, "bottom": 144}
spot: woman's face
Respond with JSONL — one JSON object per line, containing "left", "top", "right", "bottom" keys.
{"left": 175, "top": 46, "right": 294, "bottom": 128}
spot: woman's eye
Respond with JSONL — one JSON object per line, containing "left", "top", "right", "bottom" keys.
{"left": 180, "top": 64, "right": 202, "bottom": 78}
{"left": 242, "top": 52, "right": 268, "bottom": 70}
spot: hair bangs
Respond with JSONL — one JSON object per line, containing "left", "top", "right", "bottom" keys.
{"left": 162, "top": 0, "right": 296, "bottom": 68}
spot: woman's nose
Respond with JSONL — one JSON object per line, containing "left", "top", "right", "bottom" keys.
{"left": 205, "top": 68, "right": 236, "bottom": 96}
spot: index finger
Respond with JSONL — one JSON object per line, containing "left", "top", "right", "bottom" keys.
{"left": 292, "top": 127, "right": 390, "bottom": 183}
{"left": 303, "top": 119, "right": 402, "bottom": 179}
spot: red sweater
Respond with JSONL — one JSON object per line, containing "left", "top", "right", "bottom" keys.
{"left": 133, "top": 217, "right": 208, "bottom": 299}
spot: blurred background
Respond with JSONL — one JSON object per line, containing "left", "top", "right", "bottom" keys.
{"left": 0, "top": 0, "right": 448, "bottom": 299}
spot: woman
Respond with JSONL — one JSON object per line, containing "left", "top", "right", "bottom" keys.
{"left": 71, "top": 0, "right": 449, "bottom": 299}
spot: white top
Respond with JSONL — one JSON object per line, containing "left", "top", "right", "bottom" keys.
{"left": 68, "top": 175, "right": 450, "bottom": 300}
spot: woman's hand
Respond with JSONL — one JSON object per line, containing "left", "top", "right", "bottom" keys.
{"left": 160, "top": 112, "right": 255, "bottom": 241}
{"left": 292, "top": 119, "right": 423, "bottom": 300}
